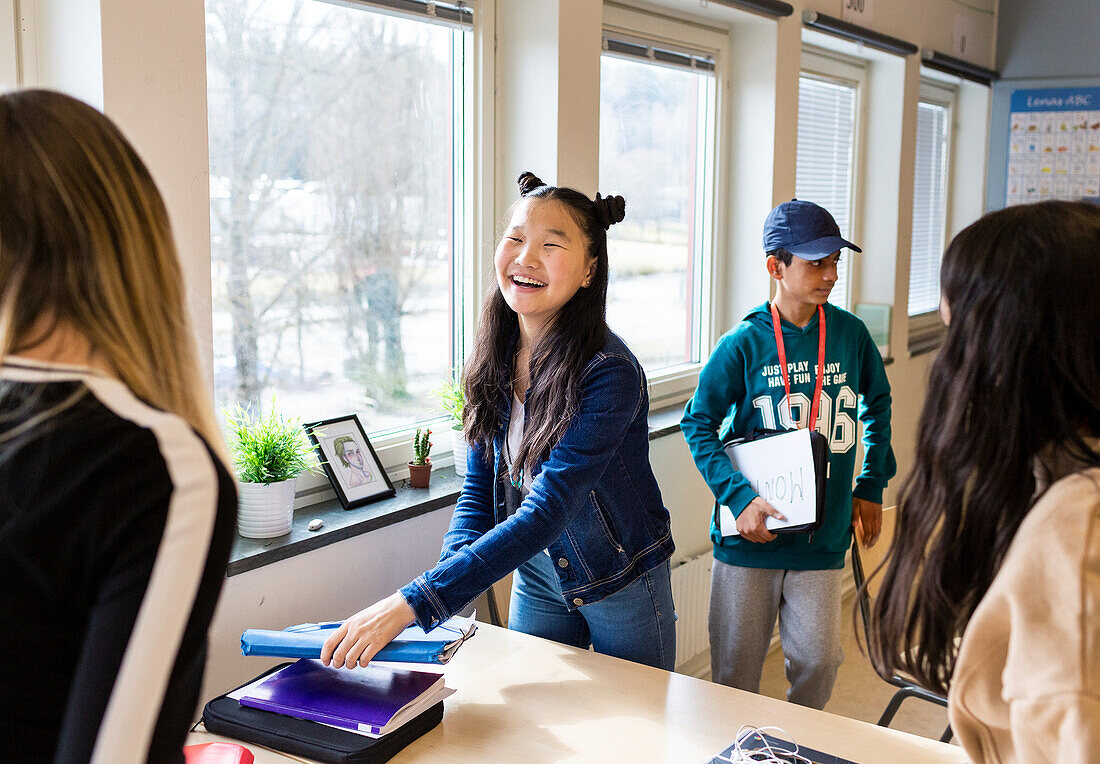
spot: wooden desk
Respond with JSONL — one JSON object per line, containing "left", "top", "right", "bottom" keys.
{"left": 189, "top": 623, "right": 965, "bottom": 762}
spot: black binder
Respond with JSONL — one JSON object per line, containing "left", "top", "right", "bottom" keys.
{"left": 713, "top": 427, "right": 829, "bottom": 535}
{"left": 201, "top": 663, "right": 444, "bottom": 764}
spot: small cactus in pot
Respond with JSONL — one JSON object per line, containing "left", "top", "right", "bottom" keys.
{"left": 408, "top": 427, "right": 433, "bottom": 488}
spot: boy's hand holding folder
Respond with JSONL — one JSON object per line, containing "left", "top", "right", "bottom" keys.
{"left": 241, "top": 614, "right": 477, "bottom": 665}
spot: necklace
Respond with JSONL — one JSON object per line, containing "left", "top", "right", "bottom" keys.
{"left": 505, "top": 380, "right": 525, "bottom": 489}
{"left": 504, "top": 430, "right": 524, "bottom": 489}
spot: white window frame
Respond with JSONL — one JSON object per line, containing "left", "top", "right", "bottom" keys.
{"left": 797, "top": 47, "right": 867, "bottom": 311}
{"left": 0, "top": 0, "right": 30, "bottom": 88}
{"left": 203, "top": 0, "right": 486, "bottom": 501}
{"left": 908, "top": 77, "right": 957, "bottom": 355}
{"left": 601, "top": 5, "right": 727, "bottom": 409}
{"left": 333, "top": 0, "right": 484, "bottom": 482}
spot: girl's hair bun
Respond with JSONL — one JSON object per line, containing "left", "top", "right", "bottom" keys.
{"left": 517, "top": 171, "right": 546, "bottom": 196}
{"left": 593, "top": 193, "right": 626, "bottom": 230}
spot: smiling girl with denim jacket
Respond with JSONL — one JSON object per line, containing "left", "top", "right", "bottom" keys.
{"left": 322, "top": 173, "right": 676, "bottom": 671}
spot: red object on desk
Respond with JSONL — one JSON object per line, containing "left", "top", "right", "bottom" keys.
{"left": 184, "top": 742, "right": 255, "bottom": 764}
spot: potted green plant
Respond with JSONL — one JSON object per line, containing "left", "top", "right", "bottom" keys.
{"left": 435, "top": 375, "right": 467, "bottom": 477}
{"left": 225, "top": 404, "right": 317, "bottom": 538}
{"left": 408, "top": 427, "right": 433, "bottom": 488}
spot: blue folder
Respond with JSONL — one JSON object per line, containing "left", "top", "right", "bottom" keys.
{"left": 241, "top": 615, "right": 477, "bottom": 664}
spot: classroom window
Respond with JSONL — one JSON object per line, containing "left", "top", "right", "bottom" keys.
{"left": 908, "top": 81, "right": 954, "bottom": 352}
{"left": 204, "top": 0, "right": 471, "bottom": 435}
{"left": 795, "top": 66, "right": 860, "bottom": 310}
{"left": 599, "top": 33, "right": 716, "bottom": 374}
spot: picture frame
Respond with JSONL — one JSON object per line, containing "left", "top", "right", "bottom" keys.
{"left": 853, "top": 302, "right": 893, "bottom": 361}
{"left": 304, "top": 415, "right": 396, "bottom": 509}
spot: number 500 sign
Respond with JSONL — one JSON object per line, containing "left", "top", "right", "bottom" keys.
{"left": 842, "top": 0, "right": 872, "bottom": 24}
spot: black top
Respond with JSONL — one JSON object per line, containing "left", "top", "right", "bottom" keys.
{"left": 0, "top": 359, "right": 237, "bottom": 763}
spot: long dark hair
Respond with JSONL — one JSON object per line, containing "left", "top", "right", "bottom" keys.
{"left": 463, "top": 172, "right": 625, "bottom": 479}
{"left": 868, "top": 201, "right": 1100, "bottom": 695}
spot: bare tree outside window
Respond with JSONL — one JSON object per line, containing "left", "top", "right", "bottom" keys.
{"left": 205, "top": 0, "right": 463, "bottom": 430}
{"left": 599, "top": 54, "right": 711, "bottom": 372}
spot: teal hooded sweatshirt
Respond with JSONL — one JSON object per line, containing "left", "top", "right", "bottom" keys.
{"left": 681, "top": 302, "right": 896, "bottom": 570}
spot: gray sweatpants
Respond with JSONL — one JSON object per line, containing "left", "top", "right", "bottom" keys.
{"left": 708, "top": 559, "right": 844, "bottom": 710}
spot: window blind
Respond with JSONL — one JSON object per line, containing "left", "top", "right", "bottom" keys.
{"left": 795, "top": 76, "right": 856, "bottom": 309}
{"left": 908, "top": 101, "right": 949, "bottom": 317}
{"left": 602, "top": 33, "right": 716, "bottom": 74}
{"left": 323, "top": 0, "right": 473, "bottom": 28}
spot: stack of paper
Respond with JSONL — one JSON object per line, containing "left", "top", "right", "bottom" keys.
{"left": 229, "top": 660, "right": 454, "bottom": 738}
{"left": 240, "top": 614, "right": 477, "bottom": 664}
{"left": 717, "top": 428, "right": 819, "bottom": 537}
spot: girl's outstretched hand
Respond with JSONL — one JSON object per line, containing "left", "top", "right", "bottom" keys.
{"left": 320, "top": 591, "right": 416, "bottom": 668}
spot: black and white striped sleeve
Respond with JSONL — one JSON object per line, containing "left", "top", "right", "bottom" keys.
{"left": 53, "top": 378, "right": 236, "bottom": 764}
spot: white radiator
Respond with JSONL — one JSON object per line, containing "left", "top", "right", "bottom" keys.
{"left": 671, "top": 552, "right": 712, "bottom": 671}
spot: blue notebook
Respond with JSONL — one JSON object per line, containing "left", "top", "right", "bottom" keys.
{"left": 234, "top": 659, "right": 451, "bottom": 737}
{"left": 240, "top": 614, "right": 477, "bottom": 664}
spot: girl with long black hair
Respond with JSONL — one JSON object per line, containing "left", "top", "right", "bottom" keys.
{"left": 322, "top": 173, "right": 676, "bottom": 670}
{"left": 868, "top": 200, "right": 1100, "bottom": 760}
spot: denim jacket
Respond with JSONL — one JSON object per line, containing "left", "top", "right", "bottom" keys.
{"left": 399, "top": 331, "right": 674, "bottom": 630}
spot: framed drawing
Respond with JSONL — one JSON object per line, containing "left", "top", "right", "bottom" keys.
{"left": 304, "top": 415, "right": 395, "bottom": 509}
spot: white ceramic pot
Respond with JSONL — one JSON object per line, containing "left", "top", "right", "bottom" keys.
{"left": 451, "top": 425, "right": 468, "bottom": 478}
{"left": 237, "top": 478, "right": 297, "bottom": 539}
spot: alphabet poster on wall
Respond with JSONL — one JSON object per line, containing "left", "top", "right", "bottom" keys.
{"left": 1006, "top": 87, "right": 1100, "bottom": 206}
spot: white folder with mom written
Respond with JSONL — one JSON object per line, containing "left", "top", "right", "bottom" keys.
{"left": 717, "top": 428, "right": 822, "bottom": 537}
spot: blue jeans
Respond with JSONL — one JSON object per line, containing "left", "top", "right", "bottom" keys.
{"left": 508, "top": 552, "right": 676, "bottom": 670}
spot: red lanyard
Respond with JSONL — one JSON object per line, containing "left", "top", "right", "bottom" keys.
{"left": 769, "top": 302, "right": 826, "bottom": 430}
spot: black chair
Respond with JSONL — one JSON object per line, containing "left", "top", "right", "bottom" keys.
{"left": 485, "top": 584, "right": 504, "bottom": 627}
{"left": 851, "top": 521, "right": 953, "bottom": 743}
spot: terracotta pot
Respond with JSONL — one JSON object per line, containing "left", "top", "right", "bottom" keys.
{"left": 408, "top": 460, "right": 432, "bottom": 488}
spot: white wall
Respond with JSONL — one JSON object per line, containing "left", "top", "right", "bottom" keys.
{"left": 99, "top": 0, "right": 215, "bottom": 382}
{"left": 18, "top": 0, "right": 215, "bottom": 385}
{"left": 651, "top": 434, "right": 720, "bottom": 562}
{"left": 495, "top": 0, "right": 603, "bottom": 209}
{"left": 18, "top": 0, "right": 103, "bottom": 106}
{"left": 721, "top": 14, "right": 785, "bottom": 330}
{"left": 0, "top": 0, "right": 19, "bottom": 88}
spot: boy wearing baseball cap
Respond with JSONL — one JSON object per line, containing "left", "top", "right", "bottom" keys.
{"left": 681, "top": 199, "right": 896, "bottom": 708}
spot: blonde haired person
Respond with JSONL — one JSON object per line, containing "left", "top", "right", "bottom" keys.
{"left": 0, "top": 89, "right": 237, "bottom": 763}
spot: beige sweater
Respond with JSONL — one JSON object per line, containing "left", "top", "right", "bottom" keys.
{"left": 949, "top": 465, "right": 1100, "bottom": 763}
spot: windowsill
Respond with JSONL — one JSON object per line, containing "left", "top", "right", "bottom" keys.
{"left": 227, "top": 406, "right": 690, "bottom": 577}
{"left": 647, "top": 404, "right": 687, "bottom": 439}
{"left": 908, "top": 313, "right": 946, "bottom": 358}
{"left": 228, "top": 468, "right": 465, "bottom": 577}
{"left": 907, "top": 338, "right": 943, "bottom": 357}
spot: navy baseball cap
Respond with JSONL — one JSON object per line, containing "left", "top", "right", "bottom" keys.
{"left": 762, "top": 199, "right": 862, "bottom": 260}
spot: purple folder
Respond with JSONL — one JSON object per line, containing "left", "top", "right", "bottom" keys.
{"left": 237, "top": 659, "right": 446, "bottom": 736}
